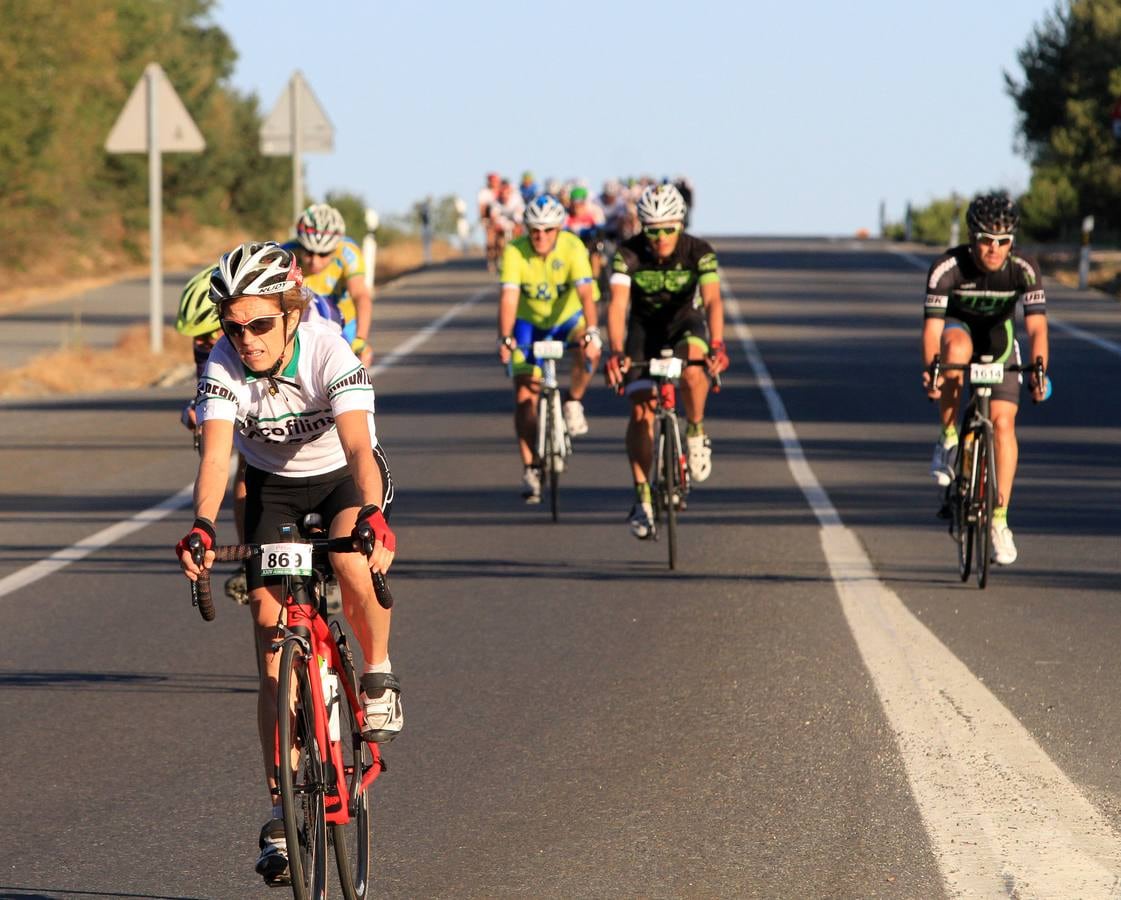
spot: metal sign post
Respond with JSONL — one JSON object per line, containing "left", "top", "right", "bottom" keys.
{"left": 260, "top": 72, "right": 334, "bottom": 223}
{"left": 106, "top": 62, "right": 205, "bottom": 353}
{"left": 147, "top": 66, "right": 162, "bottom": 353}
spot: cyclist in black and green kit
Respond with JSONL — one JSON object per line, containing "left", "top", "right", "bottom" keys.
{"left": 921, "top": 192, "right": 1050, "bottom": 566}
{"left": 605, "top": 183, "right": 729, "bottom": 539}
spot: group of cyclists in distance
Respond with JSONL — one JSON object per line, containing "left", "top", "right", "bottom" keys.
{"left": 169, "top": 180, "right": 1047, "bottom": 886}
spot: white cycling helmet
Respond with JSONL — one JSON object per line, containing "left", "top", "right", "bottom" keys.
{"left": 209, "top": 241, "right": 303, "bottom": 303}
{"left": 295, "top": 203, "right": 346, "bottom": 253}
{"left": 524, "top": 194, "right": 567, "bottom": 229}
{"left": 636, "top": 183, "right": 687, "bottom": 225}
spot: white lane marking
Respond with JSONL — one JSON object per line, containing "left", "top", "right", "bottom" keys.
{"left": 892, "top": 247, "right": 1121, "bottom": 357}
{"left": 0, "top": 484, "right": 195, "bottom": 599}
{"left": 722, "top": 276, "right": 1121, "bottom": 896}
{"left": 1049, "top": 317, "right": 1121, "bottom": 359}
{"left": 0, "top": 284, "right": 493, "bottom": 601}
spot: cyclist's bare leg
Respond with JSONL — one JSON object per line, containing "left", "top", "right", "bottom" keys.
{"left": 991, "top": 399, "right": 1019, "bottom": 508}
{"left": 679, "top": 340, "right": 710, "bottom": 426}
{"left": 567, "top": 344, "right": 593, "bottom": 401}
{"left": 514, "top": 374, "right": 541, "bottom": 466}
{"left": 249, "top": 585, "right": 286, "bottom": 796}
{"left": 938, "top": 329, "right": 973, "bottom": 429}
{"left": 330, "top": 507, "right": 390, "bottom": 667}
{"left": 626, "top": 389, "right": 657, "bottom": 483}
{"left": 233, "top": 454, "right": 247, "bottom": 542}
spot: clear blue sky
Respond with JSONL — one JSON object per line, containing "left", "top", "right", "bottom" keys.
{"left": 212, "top": 1, "right": 1058, "bottom": 236}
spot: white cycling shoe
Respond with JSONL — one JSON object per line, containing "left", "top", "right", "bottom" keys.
{"left": 930, "top": 439, "right": 957, "bottom": 487}
{"left": 628, "top": 501, "right": 655, "bottom": 540}
{"left": 360, "top": 672, "right": 403, "bottom": 743}
{"left": 563, "top": 400, "right": 589, "bottom": 437}
{"left": 990, "top": 523, "right": 1018, "bottom": 566}
{"left": 687, "top": 434, "right": 712, "bottom": 482}
{"left": 521, "top": 466, "right": 542, "bottom": 504}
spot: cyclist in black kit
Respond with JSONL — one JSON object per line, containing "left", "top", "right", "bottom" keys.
{"left": 921, "top": 192, "right": 1050, "bottom": 566}
{"left": 605, "top": 183, "right": 729, "bottom": 539}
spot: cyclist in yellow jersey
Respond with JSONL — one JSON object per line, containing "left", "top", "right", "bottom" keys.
{"left": 282, "top": 203, "right": 374, "bottom": 367}
{"left": 497, "top": 194, "right": 602, "bottom": 502}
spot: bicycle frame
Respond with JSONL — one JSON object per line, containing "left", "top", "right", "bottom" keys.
{"left": 534, "top": 346, "right": 571, "bottom": 467}
{"left": 276, "top": 572, "right": 384, "bottom": 827}
{"left": 192, "top": 533, "right": 385, "bottom": 826}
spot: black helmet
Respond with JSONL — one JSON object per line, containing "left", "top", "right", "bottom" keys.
{"left": 966, "top": 193, "right": 1020, "bottom": 236}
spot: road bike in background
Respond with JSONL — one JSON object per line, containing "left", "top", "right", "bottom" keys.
{"left": 635, "top": 350, "right": 719, "bottom": 571}
{"left": 532, "top": 339, "right": 573, "bottom": 522}
{"left": 929, "top": 353, "right": 1044, "bottom": 589}
{"left": 188, "top": 519, "right": 393, "bottom": 900}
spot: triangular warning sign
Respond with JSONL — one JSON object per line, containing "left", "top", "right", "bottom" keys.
{"left": 260, "top": 71, "right": 334, "bottom": 156}
{"left": 106, "top": 62, "right": 205, "bottom": 154}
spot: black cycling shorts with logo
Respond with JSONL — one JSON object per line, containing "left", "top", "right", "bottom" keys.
{"left": 944, "top": 316, "right": 1023, "bottom": 406}
{"left": 243, "top": 444, "right": 394, "bottom": 592}
{"left": 623, "top": 305, "right": 709, "bottom": 386}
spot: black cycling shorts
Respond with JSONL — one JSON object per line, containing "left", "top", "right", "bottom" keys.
{"left": 945, "top": 317, "right": 1023, "bottom": 406}
{"left": 243, "top": 444, "right": 394, "bottom": 591}
{"left": 623, "top": 305, "right": 709, "bottom": 386}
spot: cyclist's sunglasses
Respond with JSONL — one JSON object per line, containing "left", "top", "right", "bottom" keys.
{"left": 644, "top": 225, "right": 681, "bottom": 238}
{"left": 529, "top": 227, "right": 558, "bottom": 236}
{"left": 974, "top": 232, "right": 1014, "bottom": 248}
{"left": 221, "top": 313, "right": 285, "bottom": 340}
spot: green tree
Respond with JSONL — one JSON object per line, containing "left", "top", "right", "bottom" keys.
{"left": 0, "top": 0, "right": 290, "bottom": 271}
{"left": 1006, "top": 0, "right": 1121, "bottom": 239}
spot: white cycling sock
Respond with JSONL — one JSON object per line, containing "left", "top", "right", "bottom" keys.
{"left": 363, "top": 657, "right": 391, "bottom": 677}
{"left": 271, "top": 803, "right": 283, "bottom": 820}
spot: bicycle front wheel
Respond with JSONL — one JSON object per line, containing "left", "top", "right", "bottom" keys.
{"left": 662, "top": 418, "right": 678, "bottom": 571}
{"left": 333, "top": 658, "right": 373, "bottom": 899}
{"left": 954, "top": 439, "right": 973, "bottom": 582}
{"left": 278, "top": 640, "right": 329, "bottom": 900}
{"left": 975, "top": 430, "right": 995, "bottom": 589}
{"left": 546, "top": 392, "right": 560, "bottom": 522}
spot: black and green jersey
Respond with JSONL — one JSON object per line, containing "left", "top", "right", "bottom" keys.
{"left": 924, "top": 244, "right": 1046, "bottom": 325}
{"left": 611, "top": 233, "right": 720, "bottom": 317}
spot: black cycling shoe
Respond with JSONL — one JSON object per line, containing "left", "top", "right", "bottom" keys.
{"left": 255, "top": 818, "right": 290, "bottom": 886}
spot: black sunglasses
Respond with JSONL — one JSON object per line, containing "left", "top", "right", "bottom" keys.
{"left": 221, "top": 313, "right": 285, "bottom": 340}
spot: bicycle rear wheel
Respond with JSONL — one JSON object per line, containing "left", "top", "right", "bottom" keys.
{"left": 662, "top": 419, "right": 678, "bottom": 570}
{"left": 332, "top": 637, "right": 373, "bottom": 899}
{"left": 278, "top": 640, "right": 329, "bottom": 900}
{"left": 975, "top": 430, "right": 995, "bottom": 589}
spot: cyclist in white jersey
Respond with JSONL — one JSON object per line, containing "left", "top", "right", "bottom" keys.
{"left": 174, "top": 241, "right": 400, "bottom": 887}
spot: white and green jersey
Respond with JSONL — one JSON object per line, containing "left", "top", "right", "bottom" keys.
{"left": 196, "top": 321, "right": 377, "bottom": 476}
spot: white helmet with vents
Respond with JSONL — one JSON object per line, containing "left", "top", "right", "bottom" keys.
{"left": 636, "top": 183, "right": 687, "bottom": 225}
{"left": 524, "top": 194, "right": 567, "bottom": 229}
{"left": 295, "top": 203, "right": 346, "bottom": 253}
{"left": 208, "top": 241, "right": 302, "bottom": 303}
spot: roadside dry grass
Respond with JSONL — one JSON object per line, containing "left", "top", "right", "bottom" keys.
{"left": 1036, "top": 247, "right": 1121, "bottom": 295}
{"left": 0, "top": 238, "right": 464, "bottom": 398}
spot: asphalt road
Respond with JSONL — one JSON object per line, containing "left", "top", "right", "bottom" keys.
{"left": 1, "top": 240, "right": 1119, "bottom": 899}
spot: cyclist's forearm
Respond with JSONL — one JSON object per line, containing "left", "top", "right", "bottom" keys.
{"left": 194, "top": 456, "right": 229, "bottom": 525}
{"left": 1025, "top": 315, "right": 1049, "bottom": 368}
{"left": 922, "top": 318, "right": 945, "bottom": 365}
{"left": 498, "top": 287, "right": 518, "bottom": 337}
{"left": 607, "top": 283, "right": 629, "bottom": 352}
{"left": 701, "top": 283, "right": 724, "bottom": 345}
{"left": 350, "top": 278, "right": 373, "bottom": 344}
{"left": 577, "top": 282, "right": 598, "bottom": 330}
{"left": 337, "top": 411, "right": 385, "bottom": 508}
